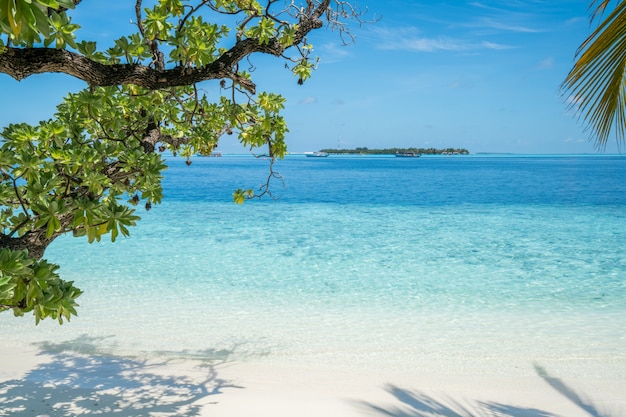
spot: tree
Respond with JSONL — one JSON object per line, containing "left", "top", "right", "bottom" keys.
{"left": 0, "top": 0, "right": 366, "bottom": 323}
{"left": 562, "top": 0, "right": 626, "bottom": 148}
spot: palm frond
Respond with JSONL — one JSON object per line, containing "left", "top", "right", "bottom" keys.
{"left": 562, "top": 1, "right": 626, "bottom": 148}
{"left": 589, "top": 0, "right": 613, "bottom": 23}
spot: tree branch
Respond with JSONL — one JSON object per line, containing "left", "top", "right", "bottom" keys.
{"left": 0, "top": 0, "right": 330, "bottom": 93}
{"left": 0, "top": 47, "right": 258, "bottom": 93}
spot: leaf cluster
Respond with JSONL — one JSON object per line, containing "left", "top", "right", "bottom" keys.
{"left": 0, "top": 248, "right": 81, "bottom": 324}
{"left": 563, "top": 0, "right": 626, "bottom": 148}
{"left": 0, "top": 103, "right": 155, "bottom": 244}
{"left": 0, "top": 0, "right": 78, "bottom": 49}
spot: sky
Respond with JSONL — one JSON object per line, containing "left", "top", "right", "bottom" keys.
{"left": 1, "top": 1, "right": 622, "bottom": 154}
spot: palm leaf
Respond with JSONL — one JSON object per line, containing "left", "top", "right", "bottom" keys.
{"left": 589, "top": 0, "right": 613, "bottom": 22}
{"left": 562, "top": 1, "right": 626, "bottom": 148}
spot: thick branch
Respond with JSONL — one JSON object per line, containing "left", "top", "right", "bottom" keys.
{"left": 141, "top": 128, "right": 191, "bottom": 153}
{"left": 0, "top": 47, "right": 257, "bottom": 93}
{"left": 0, "top": 0, "right": 330, "bottom": 93}
{"left": 0, "top": 211, "right": 73, "bottom": 259}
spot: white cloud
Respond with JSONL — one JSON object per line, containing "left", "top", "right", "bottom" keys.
{"left": 563, "top": 95, "right": 582, "bottom": 116}
{"left": 448, "top": 78, "right": 476, "bottom": 90}
{"left": 480, "top": 41, "right": 514, "bottom": 50}
{"left": 318, "top": 42, "right": 352, "bottom": 63}
{"left": 565, "top": 16, "right": 585, "bottom": 26}
{"left": 563, "top": 137, "right": 585, "bottom": 144}
{"left": 469, "top": 1, "right": 488, "bottom": 9}
{"left": 396, "top": 37, "right": 469, "bottom": 52}
{"left": 375, "top": 27, "right": 511, "bottom": 52}
{"left": 536, "top": 57, "right": 555, "bottom": 69}
{"left": 299, "top": 96, "right": 318, "bottom": 105}
{"left": 471, "top": 17, "right": 543, "bottom": 33}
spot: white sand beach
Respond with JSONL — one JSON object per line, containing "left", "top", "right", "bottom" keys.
{"left": 1, "top": 344, "right": 625, "bottom": 417}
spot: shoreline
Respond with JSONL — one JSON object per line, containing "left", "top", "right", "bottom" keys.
{"left": 2, "top": 344, "right": 624, "bottom": 417}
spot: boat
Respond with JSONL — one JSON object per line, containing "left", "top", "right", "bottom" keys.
{"left": 198, "top": 151, "right": 222, "bottom": 157}
{"left": 395, "top": 152, "right": 421, "bottom": 157}
{"left": 305, "top": 151, "right": 329, "bottom": 157}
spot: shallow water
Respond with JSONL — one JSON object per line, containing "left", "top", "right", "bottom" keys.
{"left": 2, "top": 155, "right": 625, "bottom": 376}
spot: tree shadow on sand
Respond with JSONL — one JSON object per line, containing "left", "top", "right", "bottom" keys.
{"left": 533, "top": 363, "right": 621, "bottom": 417}
{"left": 0, "top": 336, "right": 244, "bottom": 417}
{"left": 360, "top": 384, "right": 557, "bottom": 417}
{"left": 360, "top": 363, "right": 622, "bottom": 417}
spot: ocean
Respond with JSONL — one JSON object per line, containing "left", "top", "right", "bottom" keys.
{"left": 1, "top": 154, "right": 625, "bottom": 377}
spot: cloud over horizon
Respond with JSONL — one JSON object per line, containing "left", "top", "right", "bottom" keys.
{"left": 374, "top": 27, "right": 512, "bottom": 52}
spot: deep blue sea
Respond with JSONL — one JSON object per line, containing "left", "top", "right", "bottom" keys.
{"left": 2, "top": 154, "right": 626, "bottom": 377}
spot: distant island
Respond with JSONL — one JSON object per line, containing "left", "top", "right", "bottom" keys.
{"left": 318, "top": 147, "right": 470, "bottom": 155}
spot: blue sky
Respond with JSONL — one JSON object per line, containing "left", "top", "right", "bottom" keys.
{"left": 1, "top": 1, "right": 620, "bottom": 154}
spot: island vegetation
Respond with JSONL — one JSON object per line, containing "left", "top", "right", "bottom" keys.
{"left": 319, "top": 147, "right": 470, "bottom": 155}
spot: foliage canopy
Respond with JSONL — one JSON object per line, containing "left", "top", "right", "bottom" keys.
{"left": 0, "top": 0, "right": 364, "bottom": 323}
{"left": 562, "top": 0, "right": 626, "bottom": 148}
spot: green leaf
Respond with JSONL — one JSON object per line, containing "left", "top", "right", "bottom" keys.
{"left": 232, "top": 188, "right": 254, "bottom": 204}
{"left": 8, "top": 0, "right": 24, "bottom": 38}
{"left": 36, "top": 0, "right": 60, "bottom": 8}
{"left": 54, "top": 0, "right": 75, "bottom": 8}
{"left": 0, "top": 275, "right": 17, "bottom": 302}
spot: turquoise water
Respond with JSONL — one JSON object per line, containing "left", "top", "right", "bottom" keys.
{"left": 2, "top": 155, "right": 625, "bottom": 376}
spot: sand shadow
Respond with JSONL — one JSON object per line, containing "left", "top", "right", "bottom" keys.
{"left": 0, "top": 336, "right": 243, "bottom": 417}
{"left": 534, "top": 363, "right": 620, "bottom": 417}
{"left": 361, "top": 363, "right": 623, "bottom": 417}
{"left": 360, "top": 383, "right": 557, "bottom": 417}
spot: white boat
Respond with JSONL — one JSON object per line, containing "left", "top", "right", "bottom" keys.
{"left": 395, "top": 152, "right": 420, "bottom": 157}
{"left": 305, "top": 151, "right": 329, "bottom": 157}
